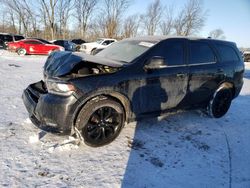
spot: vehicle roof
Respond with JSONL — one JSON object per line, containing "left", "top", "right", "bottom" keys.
{"left": 53, "top": 39, "right": 70, "bottom": 42}
{"left": 97, "top": 38, "right": 117, "bottom": 40}
{"left": 0, "top": 33, "right": 23, "bottom": 36}
{"left": 0, "top": 33, "right": 13, "bottom": 35}
{"left": 124, "top": 35, "right": 235, "bottom": 45}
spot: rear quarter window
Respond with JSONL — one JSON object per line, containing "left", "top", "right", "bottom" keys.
{"left": 215, "top": 43, "right": 239, "bottom": 62}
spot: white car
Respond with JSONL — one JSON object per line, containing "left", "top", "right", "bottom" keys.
{"left": 243, "top": 51, "right": 250, "bottom": 62}
{"left": 81, "top": 38, "right": 117, "bottom": 54}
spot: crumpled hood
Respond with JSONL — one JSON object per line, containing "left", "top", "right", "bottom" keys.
{"left": 44, "top": 51, "right": 123, "bottom": 77}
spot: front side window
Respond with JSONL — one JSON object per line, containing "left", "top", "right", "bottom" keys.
{"left": 24, "top": 40, "right": 42, "bottom": 44}
{"left": 147, "top": 40, "right": 185, "bottom": 66}
{"left": 189, "top": 41, "right": 216, "bottom": 64}
{"left": 163, "top": 41, "right": 185, "bottom": 66}
{"left": 4, "top": 35, "right": 13, "bottom": 42}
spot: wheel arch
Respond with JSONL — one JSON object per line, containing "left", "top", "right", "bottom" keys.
{"left": 72, "top": 91, "right": 132, "bottom": 128}
{"left": 217, "top": 81, "right": 235, "bottom": 97}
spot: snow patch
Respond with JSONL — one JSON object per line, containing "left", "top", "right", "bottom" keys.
{"left": 29, "top": 134, "right": 39, "bottom": 143}
{"left": 0, "top": 49, "right": 250, "bottom": 187}
{"left": 24, "top": 118, "right": 32, "bottom": 124}
{"left": 48, "top": 136, "right": 79, "bottom": 153}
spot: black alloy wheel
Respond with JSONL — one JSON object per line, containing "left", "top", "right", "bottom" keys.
{"left": 86, "top": 107, "right": 122, "bottom": 142}
{"left": 209, "top": 88, "right": 232, "bottom": 118}
{"left": 75, "top": 98, "right": 125, "bottom": 147}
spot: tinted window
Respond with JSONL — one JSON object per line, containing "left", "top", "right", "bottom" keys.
{"left": 189, "top": 41, "right": 216, "bottom": 64}
{"left": 3, "top": 35, "right": 13, "bottom": 42}
{"left": 54, "top": 41, "right": 64, "bottom": 46}
{"left": 14, "top": 35, "right": 24, "bottom": 41}
{"left": 24, "top": 40, "right": 42, "bottom": 44}
{"left": 215, "top": 44, "right": 239, "bottom": 61}
{"left": 162, "top": 41, "right": 184, "bottom": 66}
{"left": 148, "top": 40, "right": 185, "bottom": 66}
{"left": 36, "top": 38, "right": 51, "bottom": 44}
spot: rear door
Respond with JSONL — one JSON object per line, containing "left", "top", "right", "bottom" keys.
{"left": 138, "top": 39, "right": 189, "bottom": 115}
{"left": 186, "top": 40, "right": 219, "bottom": 107}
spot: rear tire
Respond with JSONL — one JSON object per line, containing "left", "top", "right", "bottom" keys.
{"left": 208, "top": 88, "right": 232, "bottom": 118}
{"left": 75, "top": 97, "right": 125, "bottom": 147}
{"left": 17, "top": 48, "right": 27, "bottom": 56}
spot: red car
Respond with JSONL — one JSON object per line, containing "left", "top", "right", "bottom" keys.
{"left": 8, "top": 39, "right": 64, "bottom": 56}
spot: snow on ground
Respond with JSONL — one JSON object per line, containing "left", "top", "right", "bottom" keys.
{"left": 0, "top": 49, "right": 250, "bottom": 188}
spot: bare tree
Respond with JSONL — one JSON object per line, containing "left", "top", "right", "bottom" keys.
{"left": 141, "top": 0, "right": 162, "bottom": 35}
{"left": 74, "top": 0, "right": 97, "bottom": 39}
{"left": 209, "top": 29, "right": 226, "bottom": 39}
{"left": 122, "top": 14, "right": 140, "bottom": 38}
{"left": 99, "top": 0, "right": 130, "bottom": 38}
{"left": 2, "top": 0, "right": 30, "bottom": 35}
{"left": 57, "top": 0, "right": 73, "bottom": 39}
{"left": 22, "top": 0, "right": 40, "bottom": 36}
{"left": 173, "top": 0, "right": 207, "bottom": 36}
{"left": 39, "top": 0, "right": 59, "bottom": 40}
{"left": 160, "top": 6, "right": 174, "bottom": 35}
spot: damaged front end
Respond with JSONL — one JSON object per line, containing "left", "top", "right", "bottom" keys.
{"left": 43, "top": 51, "right": 122, "bottom": 79}
{"left": 22, "top": 51, "right": 123, "bottom": 134}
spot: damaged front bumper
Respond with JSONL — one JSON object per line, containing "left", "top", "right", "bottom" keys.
{"left": 22, "top": 80, "right": 77, "bottom": 134}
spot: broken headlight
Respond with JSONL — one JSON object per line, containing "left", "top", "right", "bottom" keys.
{"left": 46, "top": 80, "right": 75, "bottom": 96}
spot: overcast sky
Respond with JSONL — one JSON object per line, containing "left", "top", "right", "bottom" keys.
{"left": 129, "top": 0, "right": 250, "bottom": 47}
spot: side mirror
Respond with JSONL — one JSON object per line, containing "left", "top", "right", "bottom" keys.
{"left": 144, "top": 56, "right": 167, "bottom": 70}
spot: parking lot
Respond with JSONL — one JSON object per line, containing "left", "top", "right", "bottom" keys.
{"left": 0, "top": 49, "right": 250, "bottom": 188}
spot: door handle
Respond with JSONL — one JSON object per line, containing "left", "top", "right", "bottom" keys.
{"left": 176, "top": 73, "right": 185, "bottom": 77}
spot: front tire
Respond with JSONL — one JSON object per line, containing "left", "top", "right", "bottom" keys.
{"left": 90, "top": 48, "right": 96, "bottom": 55}
{"left": 17, "top": 48, "right": 27, "bottom": 56}
{"left": 208, "top": 88, "right": 232, "bottom": 118}
{"left": 75, "top": 97, "right": 125, "bottom": 147}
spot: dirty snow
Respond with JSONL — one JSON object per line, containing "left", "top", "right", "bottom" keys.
{"left": 0, "top": 49, "right": 250, "bottom": 188}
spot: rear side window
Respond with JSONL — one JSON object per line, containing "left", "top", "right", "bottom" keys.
{"left": 215, "top": 44, "right": 239, "bottom": 61}
{"left": 189, "top": 41, "right": 216, "bottom": 64}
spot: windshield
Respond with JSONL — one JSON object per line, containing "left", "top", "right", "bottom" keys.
{"left": 96, "top": 39, "right": 104, "bottom": 44}
{"left": 39, "top": 39, "right": 51, "bottom": 44}
{"left": 95, "top": 40, "right": 156, "bottom": 63}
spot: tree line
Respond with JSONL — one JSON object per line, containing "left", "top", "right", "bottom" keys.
{"left": 0, "top": 0, "right": 225, "bottom": 40}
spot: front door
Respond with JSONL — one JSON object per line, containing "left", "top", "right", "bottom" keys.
{"left": 138, "top": 39, "right": 189, "bottom": 115}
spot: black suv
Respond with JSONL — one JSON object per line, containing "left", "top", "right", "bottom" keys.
{"left": 0, "top": 33, "right": 25, "bottom": 49}
{"left": 52, "top": 40, "right": 78, "bottom": 51}
{"left": 22, "top": 36, "right": 244, "bottom": 147}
